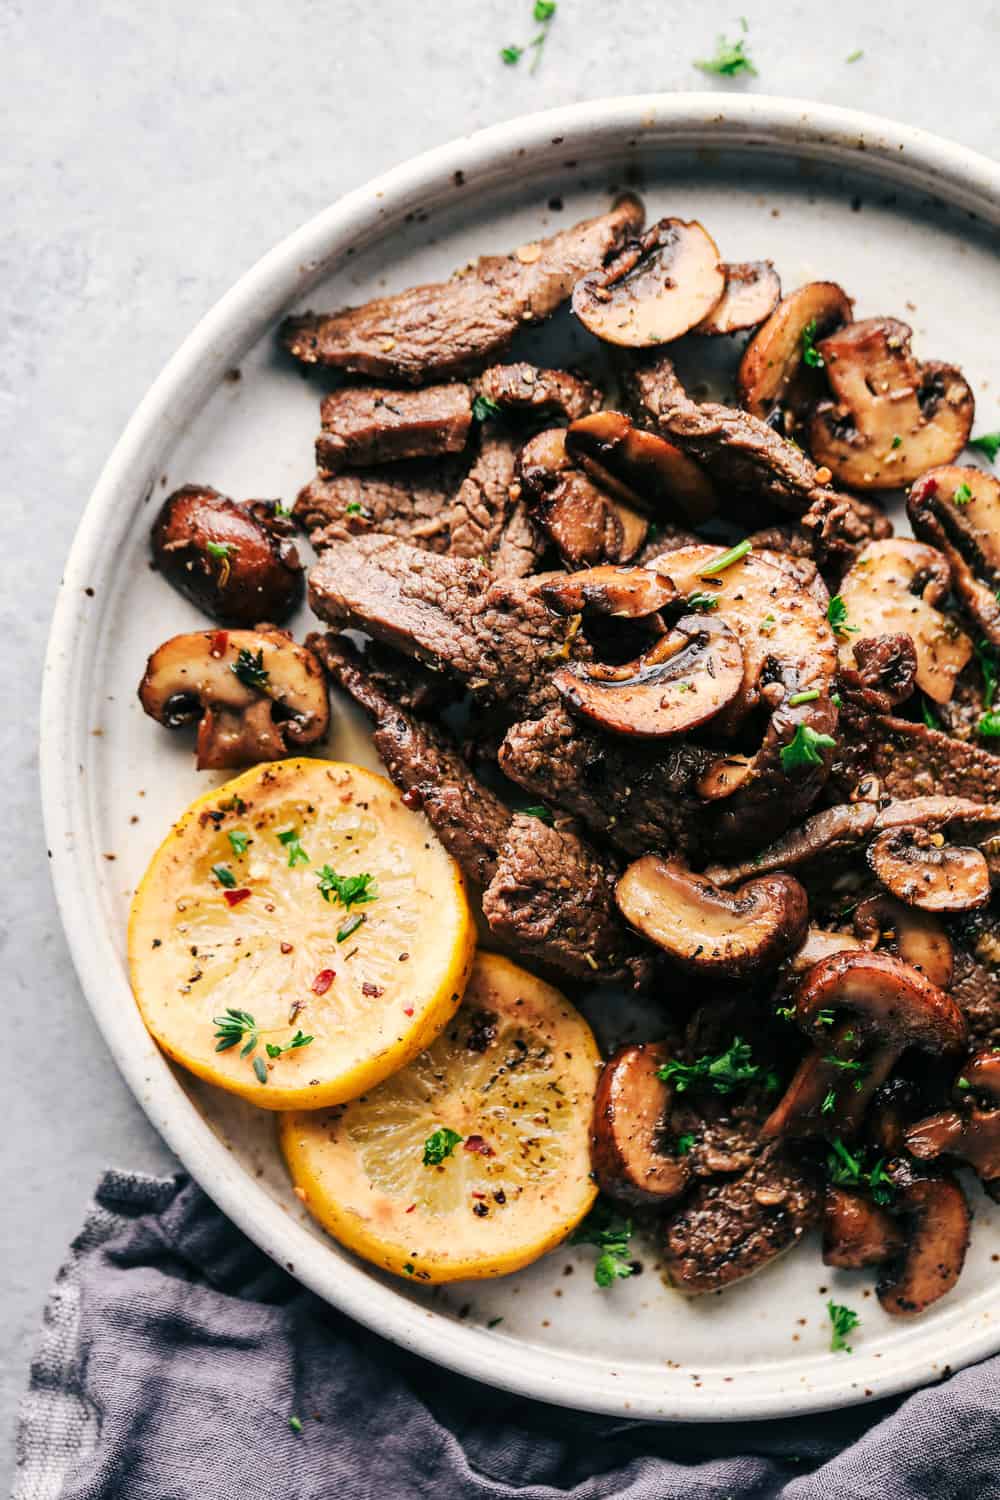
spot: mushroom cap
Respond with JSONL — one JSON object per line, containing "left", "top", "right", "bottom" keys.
{"left": 571, "top": 218, "right": 725, "bottom": 348}
{"left": 553, "top": 614, "right": 744, "bottom": 739}
{"left": 590, "top": 1042, "right": 690, "bottom": 1206}
{"left": 837, "top": 539, "right": 972, "bottom": 705}
{"left": 615, "top": 856, "right": 808, "bottom": 978}
{"left": 138, "top": 627, "right": 330, "bottom": 771}
{"left": 694, "top": 260, "right": 781, "bottom": 337}
{"left": 809, "top": 318, "right": 975, "bottom": 491}
{"left": 876, "top": 1164, "right": 970, "bottom": 1316}
{"left": 566, "top": 410, "right": 718, "bottom": 526}
{"left": 795, "top": 950, "right": 966, "bottom": 1055}
{"left": 518, "top": 426, "right": 648, "bottom": 567}
{"left": 540, "top": 564, "right": 678, "bottom": 621}
{"left": 852, "top": 893, "right": 954, "bottom": 989}
{"left": 822, "top": 1185, "right": 904, "bottom": 1269}
{"left": 737, "top": 280, "right": 852, "bottom": 419}
{"left": 909, "top": 465, "right": 1000, "bottom": 646}
{"left": 867, "top": 825, "right": 991, "bottom": 914}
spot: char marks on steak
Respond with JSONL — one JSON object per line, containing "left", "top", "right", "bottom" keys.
{"left": 308, "top": 534, "right": 580, "bottom": 718}
{"left": 315, "top": 383, "right": 472, "bottom": 473}
{"left": 281, "top": 195, "right": 645, "bottom": 384}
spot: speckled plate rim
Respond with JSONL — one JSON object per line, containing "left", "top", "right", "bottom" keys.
{"left": 41, "top": 94, "right": 1000, "bottom": 1422}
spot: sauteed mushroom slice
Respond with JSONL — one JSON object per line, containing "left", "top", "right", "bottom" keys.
{"left": 868, "top": 825, "right": 991, "bottom": 913}
{"left": 738, "top": 281, "right": 853, "bottom": 420}
{"left": 876, "top": 1163, "right": 970, "bottom": 1317}
{"left": 762, "top": 951, "right": 967, "bottom": 1141}
{"left": 517, "top": 427, "right": 648, "bottom": 566}
{"left": 552, "top": 614, "right": 744, "bottom": 738}
{"left": 694, "top": 260, "right": 781, "bottom": 337}
{"left": 591, "top": 1042, "right": 691, "bottom": 1206}
{"left": 822, "top": 1185, "right": 904, "bottom": 1269}
{"left": 566, "top": 410, "right": 718, "bottom": 526}
{"left": 616, "top": 857, "right": 808, "bottom": 977}
{"left": 138, "top": 627, "right": 329, "bottom": 770}
{"left": 852, "top": 894, "right": 954, "bottom": 989}
{"left": 540, "top": 565, "right": 678, "bottom": 621}
{"left": 572, "top": 218, "right": 725, "bottom": 348}
{"left": 151, "top": 485, "right": 304, "bottom": 627}
{"left": 809, "top": 318, "right": 974, "bottom": 490}
{"left": 909, "top": 465, "right": 1000, "bottom": 646}
{"left": 837, "top": 539, "right": 972, "bottom": 705}
{"left": 906, "top": 1050, "right": 1000, "bottom": 1198}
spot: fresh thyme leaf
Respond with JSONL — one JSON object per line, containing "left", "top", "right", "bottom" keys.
{"left": 675, "top": 1133, "right": 695, "bottom": 1155}
{"left": 687, "top": 590, "right": 720, "bottom": 612}
{"left": 969, "top": 432, "right": 1000, "bottom": 463}
{"left": 213, "top": 1008, "right": 257, "bottom": 1053}
{"left": 500, "top": 43, "right": 523, "bottom": 63}
{"left": 571, "top": 1200, "right": 635, "bottom": 1287}
{"left": 921, "top": 695, "right": 940, "bottom": 730}
{"left": 231, "top": 647, "right": 269, "bottom": 692}
{"left": 423, "top": 1126, "right": 463, "bottom": 1166}
{"left": 780, "top": 723, "right": 837, "bottom": 772}
{"left": 518, "top": 805, "right": 554, "bottom": 824}
{"left": 337, "top": 912, "right": 365, "bottom": 943}
{"left": 826, "top": 594, "right": 857, "bottom": 636}
{"left": 657, "top": 1037, "right": 770, "bottom": 1096}
{"left": 212, "top": 863, "right": 237, "bottom": 888}
{"left": 694, "top": 34, "right": 758, "bottom": 76}
{"left": 317, "top": 867, "right": 377, "bottom": 908}
{"left": 828, "top": 1300, "right": 860, "bottom": 1353}
{"left": 266, "top": 1030, "right": 315, "bottom": 1059}
{"left": 278, "top": 827, "right": 310, "bottom": 867}
{"left": 701, "top": 539, "right": 751, "bottom": 576}
{"left": 801, "top": 318, "right": 825, "bottom": 369}
{"left": 472, "top": 393, "right": 502, "bottom": 422}
{"left": 953, "top": 482, "right": 973, "bottom": 506}
{"left": 788, "top": 689, "right": 820, "bottom": 706}
{"left": 253, "top": 1056, "right": 269, "bottom": 1085}
{"left": 227, "top": 829, "right": 250, "bottom": 857}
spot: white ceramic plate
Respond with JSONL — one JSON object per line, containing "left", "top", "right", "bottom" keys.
{"left": 42, "top": 95, "right": 1000, "bottom": 1422}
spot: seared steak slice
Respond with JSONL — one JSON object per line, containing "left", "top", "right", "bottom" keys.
{"left": 477, "top": 363, "right": 602, "bottom": 423}
{"left": 311, "top": 633, "right": 647, "bottom": 984}
{"left": 308, "top": 534, "right": 578, "bottom": 718}
{"left": 949, "top": 909, "right": 1000, "bottom": 1049}
{"left": 282, "top": 195, "right": 645, "bottom": 384}
{"left": 498, "top": 705, "right": 711, "bottom": 858}
{"left": 832, "top": 707, "right": 1000, "bottom": 803}
{"left": 662, "top": 1144, "right": 820, "bottom": 1294}
{"left": 295, "top": 459, "right": 465, "bottom": 552}
{"left": 316, "top": 384, "right": 472, "bottom": 473}
{"left": 446, "top": 432, "right": 531, "bottom": 567}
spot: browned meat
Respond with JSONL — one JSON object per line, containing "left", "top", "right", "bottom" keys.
{"left": 308, "top": 534, "right": 579, "bottom": 718}
{"left": 281, "top": 195, "right": 645, "bottom": 384}
{"left": 294, "top": 460, "right": 466, "bottom": 552}
{"left": 949, "top": 909, "right": 1000, "bottom": 1049}
{"left": 661, "top": 1144, "right": 820, "bottom": 1294}
{"left": 635, "top": 522, "right": 701, "bottom": 565}
{"left": 850, "top": 634, "right": 919, "bottom": 708}
{"left": 315, "top": 384, "right": 472, "bottom": 473}
{"left": 936, "top": 663, "right": 992, "bottom": 744}
{"left": 477, "top": 363, "right": 602, "bottom": 422}
{"left": 832, "top": 708, "right": 1000, "bottom": 803}
{"left": 446, "top": 432, "right": 531, "bottom": 567}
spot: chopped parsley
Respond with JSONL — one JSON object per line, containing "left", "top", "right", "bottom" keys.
{"left": 760, "top": 613, "right": 777, "bottom": 636}
{"left": 534, "top": 0, "right": 556, "bottom": 16}
{"left": 831, "top": 692, "right": 842, "bottom": 708}
{"left": 265, "top": 1030, "right": 314, "bottom": 1059}
{"left": 518, "top": 804, "right": 554, "bottom": 824}
{"left": 657, "top": 1037, "right": 776, "bottom": 1096}
{"left": 821, "top": 1090, "right": 836, "bottom": 1115}
{"left": 213, "top": 1008, "right": 259, "bottom": 1056}
{"left": 957, "top": 1076, "right": 972, "bottom": 1091}
{"left": 345, "top": 500, "right": 367, "bottom": 517}
{"left": 317, "top": 867, "right": 377, "bottom": 909}
{"left": 701, "top": 539, "right": 751, "bottom": 576}
{"left": 288, "top": 1415, "right": 303, "bottom": 1435}
{"left": 788, "top": 689, "right": 820, "bottom": 706}
{"left": 801, "top": 317, "right": 825, "bottom": 369}
{"left": 694, "top": 33, "right": 757, "bottom": 76}
{"left": 571, "top": 1201, "right": 635, "bottom": 1287}
{"left": 675, "top": 1133, "right": 695, "bottom": 1155}
{"left": 953, "top": 481, "right": 973, "bottom": 506}
{"left": 780, "top": 722, "right": 837, "bottom": 772}
{"left": 231, "top": 646, "right": 269, "bottom": 692}
{"left": 890, "top": 434, "right": 902, "bottom": 449}
{"left": 278, "top": 827, "right": 310, "bottom": 867}
{"left": 969, "top": 432, "right": 1000, "bottom": 463}
{"left": 212, "top": 862, "right": 237, "bottom": 888}
{"left": 205, "top": 540, "right": 235, "bottom": 561}
{"left": 826, "top": 1138, "right": 894, "bottom": 1205}
{"left": 227, "top": 829, "right": 250, "bottom": 857}
{"left": 501, "top": 0, "right": 556, "bottom": 72}
{"left": 979, "top": 710, "right": 1000, "bottom": 738}
{"left": 687, "top": 590, "right": 720, "bottom": 612}
{"left": 828, "top": 1300, "right": 860, "bottom": 1353}
{"left": 273, "top": 500, "right": 293, "bottom": 519}
{"left": 472, "top": 393, "right": 502, "bottom": 422}
{"left": 845, "top": 48, "right": 864, "bottom": 63}
{"left": 423, "top": 1126, "right": 463, "bottom": 1166}
{"left": 826, "top": 594, "right": 858, "bottom": 636}
{"left": 775, "top": 1005, "right": 796, "bottom": 1022}
{"left": 921, "top": 695, "right": 940, "bottom": 730}
{"left": 500, "top": 43, "right": 524, "bottom": 63}
{"left": 824, "top": 1054, "right": 867, "bottom": 1076}
{"left": 975, "top": 640, "right": 1000, "bottom": 735}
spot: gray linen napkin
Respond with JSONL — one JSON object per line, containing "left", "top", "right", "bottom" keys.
{"left": 13, "top": 1170, "right": 1000, "bottom": 1499}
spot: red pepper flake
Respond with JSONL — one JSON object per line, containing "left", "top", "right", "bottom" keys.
{"left": 223, "top": 888, "right": 251, "bottom": 908}
{"left": 362, "top": 981, "right": 384, "bottom": 998}
{"left": 471, "top": 1192, "right": 486, "bottom": 1200}
{"left": 463, "top": 1135, "right": 495, "bottom": 1157}
{"left": 312, "top": 969, "right": 335, "bottom": 995}
{"left": 280, "top": 942, "right": 294, "bottom": 955}
{"left": 405, "top": 1203, "right": 416, "bottom": 1214}
{"left": 210, "top": 630, "right": 229, "bottom": 659}
{"left": 403, "top": 1005, "right": 414, "bottom": 1017}
{"left": 402, "top": 788, "right": 424, "bottom": 810}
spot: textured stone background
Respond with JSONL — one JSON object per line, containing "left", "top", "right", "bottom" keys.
{"left": 4, "top": 0, "right": 998, "bottom": 1478}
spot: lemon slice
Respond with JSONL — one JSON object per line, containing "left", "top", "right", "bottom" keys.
{"left": 128, "top": 758, "right": 475, "bottom": 1110}
{"left": 278, "top": 952, "right": 600, "bottom": 1282}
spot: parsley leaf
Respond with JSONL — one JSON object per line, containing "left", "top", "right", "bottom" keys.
{"left": 472, "top": 393, "right": 502, "bottom": 422}
{"left": 317, "top": 867, "right": 377, "bottom": 909}
{"left": 657, "top": 1037, "right": 772, "bottom": 1096}
{"left": 979, "top": 709, "right": 1000, "bottom": 738}
{"left": 289, "top": 1415, "right": 303, "bottom": 1435}
{"left": 533, "top": 0, "right": 556, "bottom": 17}
{"left": 694, "top": 34, "right": 758, "bottom": 76}
{"left": 921, "top": 695, "right": 940, "bottom": 730}
{"left": 801, "top": 317, "right": 825, "bottom": 369}
{"left": 826, "top": 1138, "right": 895, "bottom": 1205}
{"left": 518, "top": 805, "right": 554, "bottom": 824}
{"left": 953, "top": 482, "right": 973, "bottom": 506}
{"left": 231, "top": 647, "right": 269, "bottom": 692}
{"left": 571, "top": 1201, "right": 635, "bottom": 1287}
{"left": 228, "top": 829, "right": 250, "bottom": 857}
{"left": 278, "top": 827, "right": 310, "bottom": 867}
{"left": 780, "top": 723, "right": 837, "bottom": 772}
{"left": 826, "top": 594, "right": 858, "bottom": 636}
{"left": 500, "top": 43, "right": 523, "bottom": 63}
{"left": 345, "top": 500, "right": 368, "bottom": 517}
{"left": 969, "top": 432, "right": 1000, "bottom": 464}
{"left": 675, "top": 1133, "right": 695, "bottom": 1155}
{"left": 423, "top": 1126, "right": 463, "bottom": 1166}
{"left": 821, "top": 1090, "right": 836, "bottom": 1115}
{"left": 212, "top": 863, "right": 237, "bottom": 888}
{"left": 828, "top": 1300, "right": 860, "bottom": 1353}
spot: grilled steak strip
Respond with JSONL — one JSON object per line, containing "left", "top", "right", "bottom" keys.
{"left": 310, "top": 633, "right": 647, "bottom": 983}
{"left": 476, "top": 363, "right": 602, "bottom": 422}
{"left": 308, "top": 534, "right": 578, "bottom": 718}
{"left": 295, "top": 460, "right": 466, "bottom": 552}
{"left": 316, "top": 384, "right": 472, "bottom": 473}
{"left": 282, "top": 195, "right": 645, "bottom": 384}
{"left": 832, "top": 706, "right": 1000, "bottom": 804}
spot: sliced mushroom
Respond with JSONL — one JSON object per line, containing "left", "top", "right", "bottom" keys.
{"left": 822, "top": 1185, "right": 904, "bottom": 1269}
{"left": 517, "top": 427, "right": 648, "bottom": 566}
{"left": 694, "top": 260, "right": 781, "bottom": 337}
{"left": 540, "top": 565, "right": 678, "bottom": 621}
{"left": 868, "top": 825, "right": 991, "bottom": 913}
{"left": 852, "top": 894, "right": 954, "bottom": 989}
{"left": 553, "top": 614, "right": 743, "bottom": 738}
{"left": 138, "top": 627, "right": 329, "bottom": 770}
{"left": 909, "top": 465, "right": 1000, "bottom": 646}
{"left": 572, "top": 218, "right": 725, "bottom": 348}
{"left": 762, "top": 951, "right": 967, "bottom": 1141}
{"left": 591, "top": 1042, "right": 690, "bottom": 1206}
{"left": 787, "top": 927, "right": 865, "bottom": 973}
{"left": 906, "top": 1049, "right": 1000, "bottom": 1197}
{"left": 876, "top": 1163, "right": 970, "bottom": 1316}
{"left": 616, "top": 857, "right": 808, "bottom": 977}
{"left": 566, "top": 410, "right": 718, "bottom": 526}
{"left": 151, "top": 485, "right": 304, "bottom": 627}
{"left": 737, "top": 281, "right": 853, "bottom": 420}
{"left": 837, "top": 539, "right": 972, "bottom": 705}
{"left": 809, "top": 318, "right": 974, "bottom": 490}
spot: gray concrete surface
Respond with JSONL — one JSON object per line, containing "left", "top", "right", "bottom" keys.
{"left": 4, "top": 0, "right": 999, "bottom": 1483}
